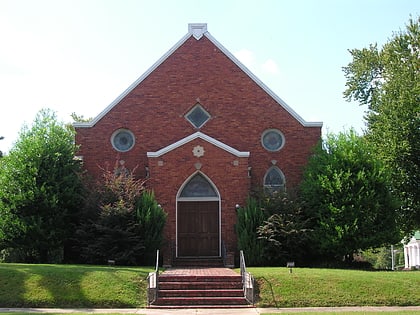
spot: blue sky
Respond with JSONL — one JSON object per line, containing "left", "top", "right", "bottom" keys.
{"left": 0, "top": 0, "right": 418, "bottom": 153}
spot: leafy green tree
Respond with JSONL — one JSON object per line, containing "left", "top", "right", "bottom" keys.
{"left": 343, "top": 17, "right": 420, "bottom": 233}
{"left": 0, "top": 109, "right": 84, "bottom": 263}
{"left": 0, "top": 136, "right": 4, "bottom": 158}
{"left": 70, "top": 112, "right": 92, "bottom": 123}
{"left": 300, "top": 130, "right": 401, "bottom": 262}
{"left": 257, "top": 193, "right": 312, "bottom": 266}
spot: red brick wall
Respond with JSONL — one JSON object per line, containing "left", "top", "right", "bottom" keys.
{"left": 147, "top": 138, "right": 250, "bottom": 257}
{"left": 75, "top": 35, "right": 321, "bottom": 264}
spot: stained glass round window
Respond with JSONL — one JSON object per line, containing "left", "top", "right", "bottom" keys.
{"left": 261, "top": 129, "right": 284, "bottom": 151}
{"left": 111, "top": 129, "right": 135, "bottom": 152}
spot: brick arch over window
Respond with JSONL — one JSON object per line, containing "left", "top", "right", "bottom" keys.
{"left": 263, "top": 166, "right": 286, "bottom": 194}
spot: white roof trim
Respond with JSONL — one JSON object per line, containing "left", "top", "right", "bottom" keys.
{"left": 74, "top": 23, "right": 322, "bottom": 128}
{"left": 73, "top": 31, "right": 193, "bottom": 128}
{"left": 147, "top": 131, "right": 250, "bottom": 158}
{"left": 189, "top": 23, "right": 208, "bottom": 40}
{"left": 203, "top": 32, "right": 322, "bottom": 127}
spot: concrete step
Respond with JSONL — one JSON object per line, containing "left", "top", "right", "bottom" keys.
{"left": 154, "top": 296, "right": 249, "bottom": 306}
{"left": 149, "top": 304, "right": 254, "bottom": 309}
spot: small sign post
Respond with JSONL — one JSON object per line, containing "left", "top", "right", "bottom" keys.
{"left": 287, "top": 261, "right": 295, "bottom": 273}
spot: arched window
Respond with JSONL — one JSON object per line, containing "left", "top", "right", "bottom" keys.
{"left": 263, "top": 167, "right": 286, "bottom": 194}
{"left": 179, "top": 173, "right": 218, "bottom": 198}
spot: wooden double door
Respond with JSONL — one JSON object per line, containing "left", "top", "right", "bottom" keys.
{"left": 177, "top": 201, "right": 220, "bottom": 257}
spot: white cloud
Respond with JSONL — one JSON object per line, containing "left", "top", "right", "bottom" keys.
{"left": 234, "top": 49, "right": 256, "bottom": 69}
{"left": 234, "top": 49, "right": 280, "bottom": 77}
{"left": 261, "top": 59, "right": 279, "bottom": 74}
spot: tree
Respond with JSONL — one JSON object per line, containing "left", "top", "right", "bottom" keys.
{"left": 343, "top": 17, "right": 420, "bottom": 233}
{"left": 135, "top": 190, "right": 167, "bottom": 265}
{"left": 300, "top": 130, "right": 401, "bottom": 262}
{"left": 76, "top": 161, "right": 167, "bottom": 265}
{"left": 0, "top": 136, "right": 4, "bottom": 158}
{"left": 236, "top": 197, "right": 267, "bottom": 266}
{"left": 70, "top": 112, "right": 92, "bottom": 123}
{"left": 257, "top": 193, "right": 312, "bottom": 266}
{"left": 0, "top": 109, "right": 84, "bottom": 263}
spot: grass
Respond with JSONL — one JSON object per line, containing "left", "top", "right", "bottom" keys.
{"left": 249, "top": 267, "right": 420, "bottom": 308}
{"left": 1, "top": 263, "right": 419, "bottom": 310}
{"left": 0, "top": 263, "right": 153, "bottom": 308}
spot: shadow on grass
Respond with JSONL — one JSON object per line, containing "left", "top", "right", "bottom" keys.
{"left": 0, "top": 266, "right": 27, "bottom": 307}
{"left": 0, "top": 264, "right": 88, "bottom": 308}
{"left": 0, "top": 264, "right": 151, "bottom": 308}
{"left": 257, "top": 276, "right": 279, "bottom": 308}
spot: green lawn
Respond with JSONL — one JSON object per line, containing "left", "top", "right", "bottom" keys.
{"left": 0, "top": 263, "right": 153, "bottom": 308}
{"left": 1, "top": 263, "right": 419, "bottom": 309}
{"left": 249, "top": 267, "right": 420, "bottom": 308}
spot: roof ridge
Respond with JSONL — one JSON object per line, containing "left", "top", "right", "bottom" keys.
{"left": 74, "top": 23, "right": 322, "bottom": 129}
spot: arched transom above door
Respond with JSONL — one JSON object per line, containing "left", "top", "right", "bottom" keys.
{"left": 179, "top": 173, "right": 218, "bottom": 199}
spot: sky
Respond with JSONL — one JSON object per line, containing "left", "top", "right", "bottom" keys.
{"left": 0, "top": 0, "right": 419, "bottom": 153}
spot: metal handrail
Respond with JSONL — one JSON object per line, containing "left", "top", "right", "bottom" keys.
{"left": 146, "top": 249, "right": 159, "bottom": 306}
{"left": 222, "top": 240, "right": 227, "bottom": 267}
{"left": 239, "top": 250, "right": 255, "bottom": 305}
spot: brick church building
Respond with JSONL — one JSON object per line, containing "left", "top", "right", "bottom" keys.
{"left": 74, "top": 23, "right": 322, "bottom": 267}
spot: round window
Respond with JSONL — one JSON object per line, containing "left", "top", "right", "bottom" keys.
{"left": 111, "top": 129, "right": 135, "bottom": 152}
{"left": 261, "top": 129, "right": 284, "bottom": 151}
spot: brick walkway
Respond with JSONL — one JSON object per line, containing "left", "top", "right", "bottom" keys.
{"left": 160, "top": 267, "right": 239, "bottom": 277}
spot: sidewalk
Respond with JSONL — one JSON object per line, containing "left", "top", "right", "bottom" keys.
{"left": 1, "top": 306, "right": 420, "bottom": 314}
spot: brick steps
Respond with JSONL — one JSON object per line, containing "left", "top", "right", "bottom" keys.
{"left": 158, "top": 289, "right": 244, "bottom": 297}
{"left": 159, "top": 281, "right": 242, "bottom": 290}
{"left": 150, "top": 268, "right": 250, "bottom": 308}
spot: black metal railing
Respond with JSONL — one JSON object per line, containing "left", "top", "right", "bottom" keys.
{"left": 146, "top": 249, "right": 159, "bottom": 306}
{"left": 240, "top": 250, "right": 255, "bottom": 305}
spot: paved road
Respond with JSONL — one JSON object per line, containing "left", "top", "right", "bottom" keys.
{"left": 2, "top": 306, "right": 420, "bottom": 314}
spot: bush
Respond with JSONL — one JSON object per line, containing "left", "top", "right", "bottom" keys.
{"left": 135, "top": 190, "right": 167, "bottom": 265}
{"left": 257, "top": 193, "right": 312, "bottom": 266}
{"left": 236, "top": 197, "right": 267, "bottom": 266}
{"left": 75, "top": 161, "right": 166, "bottom": 265}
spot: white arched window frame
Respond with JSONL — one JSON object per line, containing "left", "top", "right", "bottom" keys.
{"left": 263, "top": 166, "right": 286, "bottom": 194}
{"left": 177, "top": 172, "right": 220, "bottom": 201}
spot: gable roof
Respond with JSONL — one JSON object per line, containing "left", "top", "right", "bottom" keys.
{"left": 74, "top": 23, "right": 323, "bottom": 129}
{"left": 146, "top": 131, "right": 250, "bottom": 158}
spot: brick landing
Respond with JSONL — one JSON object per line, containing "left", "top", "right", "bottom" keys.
{"left": 160, "top": 267, "right": 239, "bottom": 277}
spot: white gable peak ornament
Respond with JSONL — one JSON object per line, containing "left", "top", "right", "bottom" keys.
{"left": 189, "top": 23, "right": 207, "bottom": 40}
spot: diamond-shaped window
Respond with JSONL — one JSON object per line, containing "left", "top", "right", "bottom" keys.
{"left": 186, "top": 104, "right": 210, "bottom": 128}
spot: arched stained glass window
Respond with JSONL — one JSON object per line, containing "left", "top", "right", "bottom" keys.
{"left": 264, "top": 167, "right": 286, "bottom": 194}
{"left": 180, "top": 173, "right": 218, "bottom": 198}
